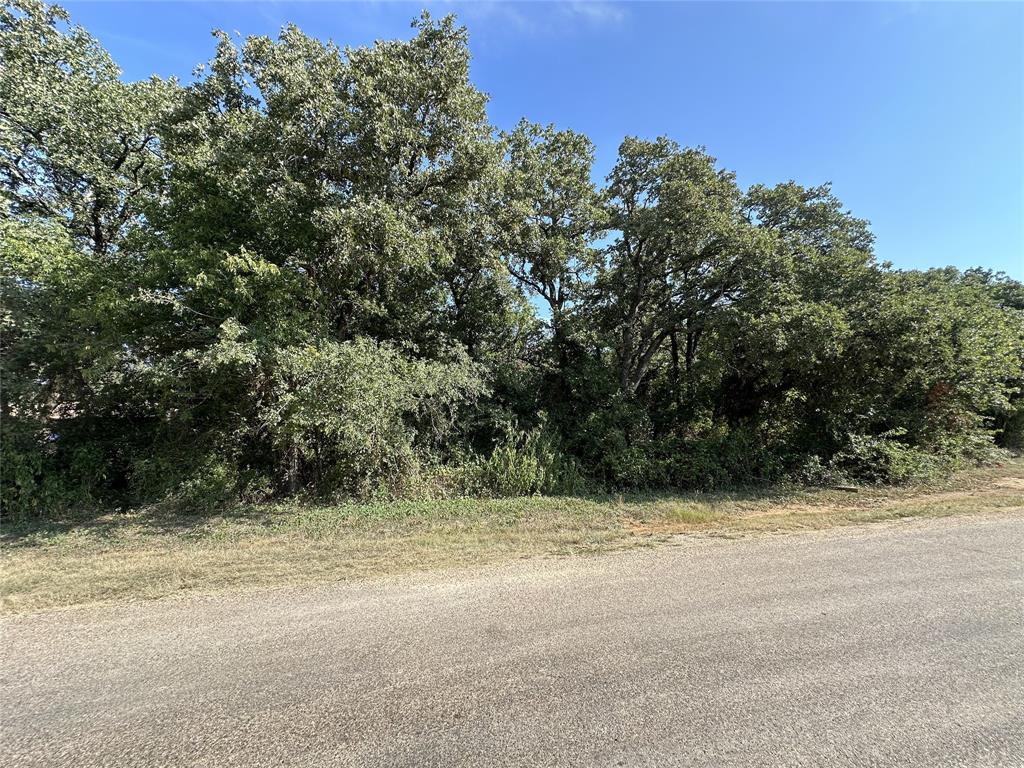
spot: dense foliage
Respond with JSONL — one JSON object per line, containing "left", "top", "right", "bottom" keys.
{"left": 3, "top": 1, "right": 1022, "bottom": 517}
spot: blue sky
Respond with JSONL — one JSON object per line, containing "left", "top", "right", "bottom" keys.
{"left": 65, "top": 1, "right": 1023, "bottom": 277}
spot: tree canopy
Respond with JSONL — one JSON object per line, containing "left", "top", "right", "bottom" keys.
{"left": 3, "top": 0, "right": 1022, "bottom": 517}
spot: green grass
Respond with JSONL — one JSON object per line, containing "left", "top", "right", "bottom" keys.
{"left": 2, "top": 460, "right": 1022, "bottom": 612}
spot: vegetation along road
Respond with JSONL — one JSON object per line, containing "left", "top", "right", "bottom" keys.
{"left": 3, "top": 510, "right": 1022, "bottom": 767}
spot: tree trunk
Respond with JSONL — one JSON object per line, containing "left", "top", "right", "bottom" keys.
{"left": 670, "top": 329, "right": 681, "bottom": 410}
{"left": 287, "top": 442, "right": 300, "bottom": 495}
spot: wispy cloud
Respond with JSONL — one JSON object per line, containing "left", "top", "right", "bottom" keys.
{"left": 559, "top": 1, "right": 627, "bottom": 26}
{"left": 448, "top": 2, "right": 534, "bottom": 33}
{"left": 442, "top": 1, "right": 628, "bottom": 35}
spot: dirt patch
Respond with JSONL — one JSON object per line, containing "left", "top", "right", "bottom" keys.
{"left": 738, "top": 503, "right": 842, "bottom": 519}
{"left": 624, "top": 520, "right": 704, "bottom": 537}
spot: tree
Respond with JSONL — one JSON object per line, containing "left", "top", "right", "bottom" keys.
{"left": 1, "top": 0, "right": 177, "bottom": 255}
{"left": 3, "top": 1, "right": 1021, "bottom": 514}
{"left": 707, "top": 182, "right": 880, "bottom": 433}
{"left": 500, "top": 120, "right": 605, "bottom": 335}
{"left": 599, "top": 137, "right": 771, "bottom": 398}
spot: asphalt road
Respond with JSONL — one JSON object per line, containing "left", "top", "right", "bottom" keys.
{"left": 2, "top": 514, "right": 1023, "bottom": 767}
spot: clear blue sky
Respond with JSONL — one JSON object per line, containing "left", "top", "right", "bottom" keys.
{"left": 65, "top": 1, "right": 1023, "bottom": 277}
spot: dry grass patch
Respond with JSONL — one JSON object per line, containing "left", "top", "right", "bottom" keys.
{"left": 3, "top": 460, "right": 1022, "bottom": 612}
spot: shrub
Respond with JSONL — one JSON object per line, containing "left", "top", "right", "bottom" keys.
{"left": 829, "top": 430, "right": 939, "bottom": 485}
{"left": 261, "top": 338, "right": 485, "bottom": 498}
{"left": 131, "top": 448, "right": 245, "bottom": 514}
{"left": 596, "top": 429, "right": 784, "bottom": 492}
{"left": 928, "top": 430, "right": 1009, "bottom": 470}
{"left": 996, "top": 404, "right": 1024, "bottom": 452}
{"left": 665, "top": 430, "right": 783, "bottom": 490}
{"left": 788, "top": 455, "right": 849, "bottom": 487}
{"left": 466, "top": 419, "right": 587, "bottom": 497}
{"left": 0, "top": 417, "right": 107, "bottom": 520}
{"left": 601, "top": 443, "right": 668, "bottom": 490}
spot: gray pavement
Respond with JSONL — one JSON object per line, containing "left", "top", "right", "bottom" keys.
{"left": 2, "top": 513, "right": 1023, "bottom": 767}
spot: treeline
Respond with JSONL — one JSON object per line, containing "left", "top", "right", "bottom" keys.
{"left": 3, "top": 1, "right": 1023, "bottom": 517}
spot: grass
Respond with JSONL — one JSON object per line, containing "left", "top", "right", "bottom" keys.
{"left": 2, "top": 460, "right": 1022, "bottom": 613}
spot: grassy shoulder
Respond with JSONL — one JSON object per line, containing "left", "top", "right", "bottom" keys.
{"left": 3, "top": 460, "right": 1022, "bottom": 613}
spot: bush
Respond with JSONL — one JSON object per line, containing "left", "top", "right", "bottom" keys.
{"left": 131, "top": 447, "right": 245, "bottom": 514}
{"left": 829, "top": 430, "right": 939, "bottom": 485}
{"left": 465, "top": 419, "right": 587, "bottom": 497}
{"left": 928, "top": 430, "right": 1009, "bottom": 470}
{"left": 996, "top": 404, "right": 1024, "bottom": 452}
{"left": 595, "top": 428, "right": 783, "bottom": 492}
{"left": 788, "top": 455, "right": 849, "bottom": 487}
{"left": 665, "top": 430, "right": 783, "bottom": 490}
{"left": 602, "top": 443, "right": 668, "bottom": 490}
{"left": 262, "top": 338, "right": 485, "bottom": 498}
{"left": 0, "top": 417, "right": 107, "bottom": 520}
